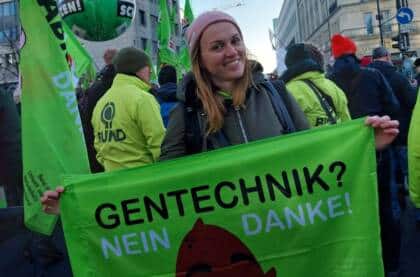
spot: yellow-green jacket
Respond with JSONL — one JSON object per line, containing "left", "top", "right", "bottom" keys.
{"left": 408, "top": 90, "right": 420, "bottom": 208}
{"left": 285, "top": 71, "right": 351, "bottom": 127}
{"left": 92, "top": 74, "right": 165, "bottom": 171}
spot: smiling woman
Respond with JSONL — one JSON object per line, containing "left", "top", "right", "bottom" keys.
{"left": 160, "top": 10, "right": 310, "bottom": 159}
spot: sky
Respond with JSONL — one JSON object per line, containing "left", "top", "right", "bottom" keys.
{"left": 179, "top": 0, "right": 284, "bottom": 73}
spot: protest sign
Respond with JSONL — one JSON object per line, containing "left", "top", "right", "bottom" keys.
{"left": 61, "top": 119, "right": 383, "bottom": 276}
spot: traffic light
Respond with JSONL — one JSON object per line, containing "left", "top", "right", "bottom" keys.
{"left": 392, "top": 34, "right": 401, "bottom": 50}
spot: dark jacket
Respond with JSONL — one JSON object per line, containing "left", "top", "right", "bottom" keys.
{"left": 160, "top": 72, "right": 309, "bottom": 160}
{"left": 369, "top": 60, "right": 418, "bottom": 145}
{"left": 0, "top": 89, "right": 22, "bottom": 206}
{"left": 416, "top": 73, "right": 420, "bottom": 90}
{"left": 155, "top": 82, "right": 178, "bottom": 127}
{"left": 329, "top": 55, "right": 399, "bottom": 118}
{"left": 79, "top": 64, "right": 116, "bottom": 173}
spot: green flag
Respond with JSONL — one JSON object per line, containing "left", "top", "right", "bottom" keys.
{"left": 145, "top": 40, "right": 158, "bottom": 84}
{"left": 157, "top": 0, "right": 177, "bottom": 65}
{"left": 20, "top": 0, "right": 90, "bottom": 235}
{"left": 178, "top": 0, "right": 194, "bottom": 75}
{"left": 184, "top": 0, "right": 194, "bottom": 25}
{"left": 60, "top": 119, "right": 384, "bottom": 276}
{"left": 63, "top": 21, "right": 96, "bottom": 79}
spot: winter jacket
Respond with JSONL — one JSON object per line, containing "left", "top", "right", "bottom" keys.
{"left": 92, "top": 74, "right": 165, "bottom": 171}
{"left": 329, "top": 55, "right": 399, "bottom": 118}
{"left": 408, "top": 91, "right": 420, "bottom": 208}
{"left": 79, "top": 64, "right": 116, "bottom": 173}
{"left": 160, "top": 73, "right": 310, "bottom": 160}
{"left": 154, "top": 82, "right": 178, "bottom": 127}
{"left": 0, "top": 89, "right": 22, "bottom": 206}
{"left": 283, "top": 65, "right": 351, "bottom": 127}
{"left": 369, "top": 60, "right": 417, "bottom": 145}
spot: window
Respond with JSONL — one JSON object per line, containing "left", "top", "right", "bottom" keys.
{"left": 0, "top": 27, "right": 18, "bottom": 43}
{"left": 364, "top": 12, "right": 373, "bottom": 35}
{"left": 174, "top": 23, "right": 179, "bottom": 36}
{"left": 150, "top": 15, "right": 158, "bottom": 30}
{"left": 381, "top": 10, "right": 392, "bottom": 33}
{"left": 141, "top": 38, "right": 148, "bottom": 50}
{"left": 139, "top": 9, "right": 146, "bottom": 26}
{"left": 152, "top": 40, "right": 158, "bottom": 54}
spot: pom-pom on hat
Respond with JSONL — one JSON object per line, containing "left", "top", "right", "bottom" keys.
{"left": 186, "top": 11, "right": 242, "bottom": 55}
{"left": 331, "top": 34, "right": 357, "bottom": 59}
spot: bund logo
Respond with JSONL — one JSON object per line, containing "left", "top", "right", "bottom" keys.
{"left": 101, "top": 102, "right": 115, "bottom": 129}
{"left": 97, "top": 102, "right": 126, "bottom": 143}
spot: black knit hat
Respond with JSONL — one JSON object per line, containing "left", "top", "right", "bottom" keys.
{"left": 285, "top": 43, "right": 324, "bottom": 68}
{"left": 113, "top": 47, "right": 150, "bottom": 75}
{"left": 158, "top": 65, "right": 177, "bottom": 85}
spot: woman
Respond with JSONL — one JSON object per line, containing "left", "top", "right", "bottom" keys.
{"left": 41, "top": 11, "right": 398, "bottom": 213}
{"left": 160, "top": 11, "right": 309, "bottom": 160}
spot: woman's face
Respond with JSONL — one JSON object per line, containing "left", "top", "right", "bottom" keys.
{"left": 199, "top": 22, "right": 246, "bottom": 89}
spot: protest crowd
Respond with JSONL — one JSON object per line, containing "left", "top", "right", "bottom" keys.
{"left": 1, "top": 3, "right": 420, "bottom": 277}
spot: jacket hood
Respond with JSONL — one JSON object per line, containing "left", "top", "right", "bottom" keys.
{"left": 368, "top": 60, "right": 396, "bottom": 78}
{"left": 331, "top": 54, "right": 361, "bottom": 77}
{"left": 156, "top": 82, "right": 177, "bottom": 102}
{"left": 281, "top": 59, "right": 323, "bottom": 83}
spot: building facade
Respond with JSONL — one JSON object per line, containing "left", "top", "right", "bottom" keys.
{"left": 82, "top": 0, "right": 182, "bottom": 69}
{"left": 0, "top": 0, "right": 19, "bottom": 89}
{"left": 274, "top": 0, "right": 420, "bottom": 65}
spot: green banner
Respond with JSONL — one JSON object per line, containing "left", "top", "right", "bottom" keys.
{"left": 60, "top": 119, "right": 383, "bottom": 276}
{"left": 63, "top": 21, "right": 97, "bottom": 80}
{"left": 20, "top": 0, "right": 90, "bottom": 235}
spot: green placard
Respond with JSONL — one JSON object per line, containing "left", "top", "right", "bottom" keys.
{"left": 61, "top": 119, "right": 383, "bottom": 276}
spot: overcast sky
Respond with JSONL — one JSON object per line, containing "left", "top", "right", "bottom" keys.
{"left": 179, "top": 0, "right": 284, "bottom": 73}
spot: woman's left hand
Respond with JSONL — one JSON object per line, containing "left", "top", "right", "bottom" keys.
{"left": 365, "top": 115, "right": 399, "bottom": 150}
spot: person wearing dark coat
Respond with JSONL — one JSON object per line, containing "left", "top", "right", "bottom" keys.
{"left": 329, "top": 34, "right": 401, "bottom": 276}
{"left": 0, "top": 88, "right": 22, "bottom": 206}
{"left": 78, "top": 49, "right": 117, "bottom": 173}
{"left": 415, "top": 58, "right": 420, "bottom": 89}
{"left": 369, "top": 47, "right": 417, "bottom": 146}
{"left": 329, "top": 37, "right": 399, "bottom": 118}
{"left": 369, "top": 47, "right": 418, "bottom": 233}
{"left": 155, "top": 65, "right": 178, "bottom": 127}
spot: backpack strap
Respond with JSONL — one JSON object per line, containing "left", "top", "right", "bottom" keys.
{"left": 301, "top": 79, "right": 337, "bottom": 124}
{"left": 184, "top": 88, "right": 203, "bottom": 155}
{"left": 260, "top": 80, "right": 296, "bottom": 134}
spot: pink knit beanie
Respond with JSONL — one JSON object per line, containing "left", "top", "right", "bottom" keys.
{"left": 186, "top": 11, "right": 242, "bottom": 54}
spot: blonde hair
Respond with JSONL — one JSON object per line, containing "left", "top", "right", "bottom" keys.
{"left": 191, "top": 42, "right": 252, "bottom": 135}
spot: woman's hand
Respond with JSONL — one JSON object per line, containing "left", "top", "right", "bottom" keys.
{"left": 40, "top": 186, "right": 64, "bottom": 215}
{"left": 365, "top": 115, "right": 399, "bottom": 150}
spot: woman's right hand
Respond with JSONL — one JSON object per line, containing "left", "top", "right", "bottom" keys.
{"left": 40, "top": 186, "right": 64, "bottom": 215}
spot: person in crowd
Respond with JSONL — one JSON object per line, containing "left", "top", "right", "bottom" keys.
{"left": 0, "top": 87, "right": 22, "bottom": 207}
{"left": 160, "top": 11, "right": 311, "bottom": 159}
{"left": 329, "top": 34, "right": 399, "bottom": 118}
{"left": 329, "top": 34, "right": 400, "bottom": 276}
{"left": 414, "top": 58, "right": 420, "bottom": 89}
{"left": 370, "top": 46, "right": 418, "bottom": 211}
{"left": 281, "top": 43, "right": 351, "bottom": 127}
{"left": 91, "top": 47, "right": 165, "bottom": 172}
{"left": 408, "top": 88, "right": 420, "bottom": 231}
{"left": 155, "top": 65, "right": 179, "bottom": 127}
{"left": 79, "top": 48, "right": 118, "bottom": 173}
{"left": 360, "top": 55, "right": 372, "bottom": 67}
